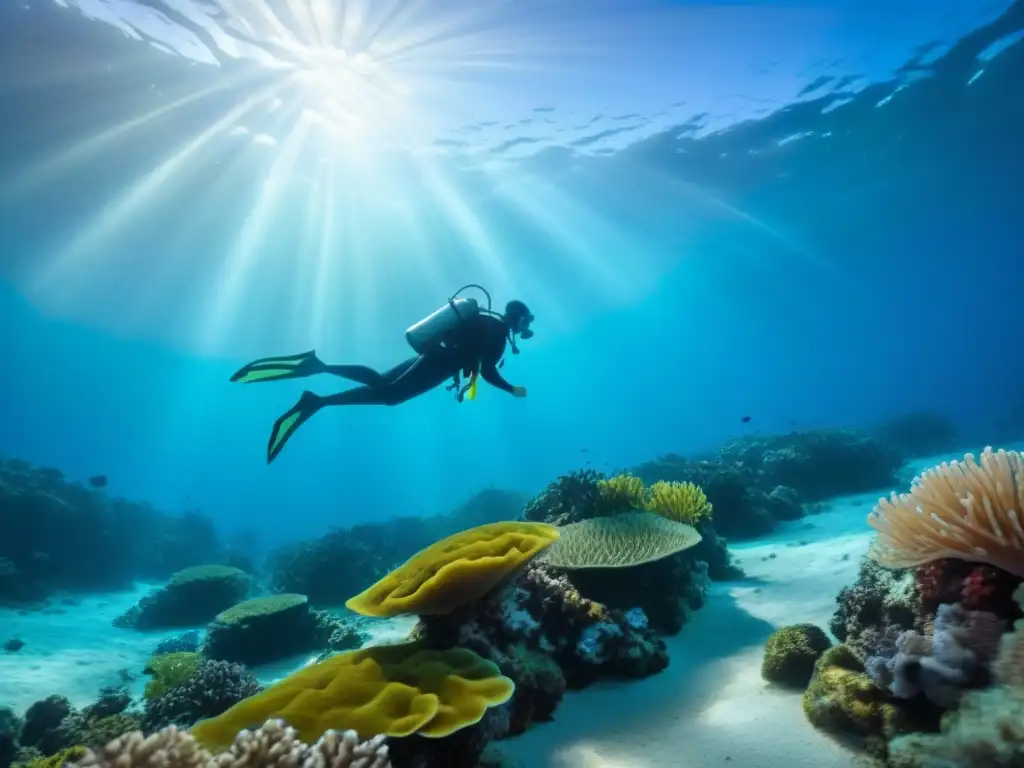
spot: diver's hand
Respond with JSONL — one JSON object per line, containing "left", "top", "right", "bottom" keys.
{"left": 512, "top": 386, "right": 527, "bottom": 399}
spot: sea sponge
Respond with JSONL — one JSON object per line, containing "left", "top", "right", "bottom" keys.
{"left": 644, "top": 481, "right": 712, "bottom": 525}
{"left": 345, "top": 522, "right": 559, "bottom": 618}
{"left": 867, "top": 447, "right": 1024, "bottom": 577}
{"left": 596, "top": 475, "right": 646, "bottom": 512}
{"left": 539, "top": 511, "right": 702, "bottom": 569}
{"left": 761, "top": 624, "right": 832, "bottom": 687}
{"left": 188, "top": 643, "right": 514, "bottom": 750}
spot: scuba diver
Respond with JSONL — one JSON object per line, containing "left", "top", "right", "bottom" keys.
{"left": 230, "top": 286, "right": 535, "bottom": 464}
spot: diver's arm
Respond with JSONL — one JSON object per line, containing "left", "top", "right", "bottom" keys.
{"left": 480, "top": 361, "right": 515, "bottom": 394}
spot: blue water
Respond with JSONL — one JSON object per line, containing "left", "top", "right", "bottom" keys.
{"left": 0, "top": 0, "right": 1021, "bottom": 545}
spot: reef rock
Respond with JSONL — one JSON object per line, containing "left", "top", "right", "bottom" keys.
{"left": 802, "top": 644, "right": 937, "bottom": 760}
{"left": 202, "top": 594, "right": 364, "bottom": 666}
{"left": 113, "top": 565, "right": 250, "bottom": 630}
{"left": 761, "top": 624, "right": 832, "bottom": 688}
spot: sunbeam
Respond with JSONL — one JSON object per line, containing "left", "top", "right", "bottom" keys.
{"left": 29, "top": 77, "right": 291, "bottom": 298}
{"left": 0, "top": 70, "right": 267, "bottom": 204}
{"left": 12, "top": 0, "right": 641, "bottom": 352}
{"left": 202, "top": 105, "right": 313, "bottom": 349}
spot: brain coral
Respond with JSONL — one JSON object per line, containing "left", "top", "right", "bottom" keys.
{"left": 539, "top": 511, "right": 702, "bottom": 569}
{"left": 188, "top": 643, "right": 514, "bottom": 750}
{"left": 345, "top": 522, "right": 559, "bottom": 617}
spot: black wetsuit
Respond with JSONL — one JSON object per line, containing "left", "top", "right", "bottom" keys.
{"left": 317, "top": 314, "right": 516, "bottom": 407}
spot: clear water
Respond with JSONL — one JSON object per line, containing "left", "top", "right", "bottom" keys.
{"left": 0, "top": 1, "right": 1022, "bottom": 764}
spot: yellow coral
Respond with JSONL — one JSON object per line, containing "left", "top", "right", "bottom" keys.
{"left": 345, "top": 521, "right": 559, "bottom": 617}
{"left": 867, "top": 447, "right": 1024, "bottom": 577}
{"left": 189, "top": 643, "right": 514, "bottom": 750}
{"left": 644, "top": 481, "right": 712, "bottom": 525}
{"left": 596, "top": 474, "right": 646, "bottom": 511}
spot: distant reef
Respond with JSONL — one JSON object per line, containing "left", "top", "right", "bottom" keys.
{"left": 0, "top": 458, "right": 240, "bottom": 606}
{"left": 0, "top": 416, "right": 957, "bottom": 610}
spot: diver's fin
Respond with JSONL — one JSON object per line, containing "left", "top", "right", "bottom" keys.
{"left": 267, "top": 391, "right": 321, "bottom": 464}
{"left": 230, "top": 350, "right": 323, "bottom": 384}
{"left": 466, "top": 372, "right": 479, "bottom": 401}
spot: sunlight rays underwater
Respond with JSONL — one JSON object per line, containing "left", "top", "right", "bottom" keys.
{"left": 6, "top": 0, "right": 693, "bottom": 356}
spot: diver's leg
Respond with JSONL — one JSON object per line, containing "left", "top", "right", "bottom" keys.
{"left": 320, "top": 352, "right": 455, "bottom": 407}
{"left": 231, "top": 350, "right": 325, "bottom": 383}
{"left": 264, "top": 355, "right": 452, "bottom": 464}
{"left": 320, "top": 356, "right": 420, "bottom": 387}
{"left": 319, "top": 364, "right": 388, "bottom": 387}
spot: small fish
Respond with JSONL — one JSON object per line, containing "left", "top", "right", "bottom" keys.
{"left": 88, "top": 475, "right": 108, "bottom": 488}
{"left": 741, "top": 416, "right": 752, "bottom": 423}
{"left": 581, "top": 448, "right": 589, "bottom": 453}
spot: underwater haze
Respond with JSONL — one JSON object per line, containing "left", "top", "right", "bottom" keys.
{"left": 0, "top": 0, "right": 1020, "bottom": 538}
{"left": 4, "top": 2, "right": 1024, "bottom": 768}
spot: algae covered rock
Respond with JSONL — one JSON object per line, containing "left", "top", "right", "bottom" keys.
{"left": 761, "top": 623, "right": 832, "bottom": 687}
{"left": 113, "top": 565, "right": 250, "bottom": 630}
{"left": 202, "top": 594, "right": 350, "bottom": 666}
{"left": 802, "top": 644, "right": 934, "bottom": 759}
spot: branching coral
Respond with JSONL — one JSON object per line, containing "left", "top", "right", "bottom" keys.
{"left": 72, "top": 720, "right": 390, "bottom": 768}
{"left": 644, "top": 481, "right": 712, "bottom": 525}
{"left": 144, "top": 661, "right": 261, "bottom": 731}
{"left": 867, "top": 447, "right": 1024, "bottom": 577}
{"left": 595, "top": 475, "right": 646, "bottom": 512}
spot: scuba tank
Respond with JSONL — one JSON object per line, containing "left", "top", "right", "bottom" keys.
{"left": 404, "top": 284, "right": 494, "bottom": 354}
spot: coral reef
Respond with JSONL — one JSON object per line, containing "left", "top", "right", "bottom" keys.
{"left": 829, "top": 558, "right": 919, "bottom": 661}
{"left": 201, "top": 595, "right": 358, "bottom": 666}
{"left": 0, "top": 458, "right": 224, "bottom": 604}
{"left": 631, "top": 427, "right": 902, "bottom": 538}
{"left": 73, "top": 720, "right": 390, "bottom": 768}
{"left": 521, "top": 472, "right": 735, "bottom": 633}
{"left": 761, "top": 624, "right": 832, "bottom": 688}
{"left": 114, "top": 566, "right": 251, "bottom": 630}
{"left": 873, "top": 410, "right": 960, "bottom": 460}
{"left": 415, "top": 563, "right": 669, "bottom": 706}
{"left": 144, "top": 660, "right": 262, "bottom": 731}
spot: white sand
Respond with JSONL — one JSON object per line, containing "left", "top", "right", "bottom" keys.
{"left": 0, "top": 584, "right": 417, "bottom": 715}
{"left": 0, "top": 583, "right": 185, "bottom": 712}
